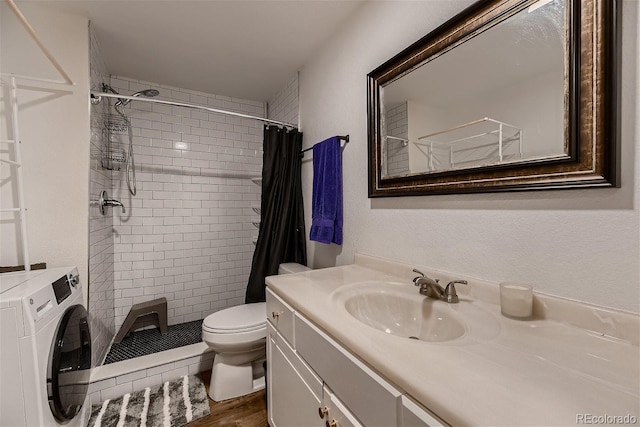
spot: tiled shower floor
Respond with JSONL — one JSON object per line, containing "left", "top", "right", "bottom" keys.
{"left": 104, "top": 319, "right": 203, "bottom": 364}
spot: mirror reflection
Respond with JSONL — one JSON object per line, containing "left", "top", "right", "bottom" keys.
{"left": 381, "top": 0, "right": 566, "bottom": 178}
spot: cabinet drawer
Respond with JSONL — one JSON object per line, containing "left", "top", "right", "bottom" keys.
{"left": 295, "top": 313, "right": 402, "bottom": 427}
{"left": 266, "top": 288, "right": 295, "bottom": 345}
{"left": 267, "top": 322, "right": 323, "bottom": 400}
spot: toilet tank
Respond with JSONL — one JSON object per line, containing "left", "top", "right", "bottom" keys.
{"left": 278, "top": 263, "right": 311, "bottom": 275}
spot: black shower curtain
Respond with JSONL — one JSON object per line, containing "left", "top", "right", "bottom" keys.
{"left": 245, "top": 126, "right": 307, "bottom": 303}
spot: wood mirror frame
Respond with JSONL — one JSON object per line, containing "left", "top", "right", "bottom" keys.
{"left": 367, "top": 0, "right": 620, "bottom": 197}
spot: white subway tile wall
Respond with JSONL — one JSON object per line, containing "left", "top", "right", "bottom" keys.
{"left": 267, "top": 73, "right": 299, "bottom": 126}
{"left": 385, "top": 102, "right": 409, "bottom": 176}
{"left": 109, "top": 76, "right": 264, "bottom": 331}
{"left": 88, "top": 24, "right": 116, "bottom": 365}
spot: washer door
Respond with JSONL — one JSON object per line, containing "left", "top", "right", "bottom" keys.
{"left": 48, "top": 304, "right": 92, "bottom": 422}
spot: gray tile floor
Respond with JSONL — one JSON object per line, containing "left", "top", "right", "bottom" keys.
{"left": 104, "top": 319, "right": 203, "bottom": 364}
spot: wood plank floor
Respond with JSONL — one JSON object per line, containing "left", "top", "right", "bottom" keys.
{"left": 189, "top": 370, "right": 268, "bottom": 427}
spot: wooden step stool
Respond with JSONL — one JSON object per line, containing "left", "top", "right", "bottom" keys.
{"left": 113, "top": 297, "right": 168, "bottom": 344}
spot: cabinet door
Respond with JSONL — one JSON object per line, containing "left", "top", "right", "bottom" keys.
{"left": 295, "top": 313, "right": 402, "bottom": 427}
{"left": 322, "top": 386, "right": 364, "bottom": 427}
{"left": 268, "top": 324, "right": 323, "bottom": 427}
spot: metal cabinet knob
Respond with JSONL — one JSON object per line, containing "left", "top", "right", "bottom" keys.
{"left": 272, "top": 311, "right": 283, "bottom": 319}
{"left": 318, "top": 406, "right": 329, "bottom": 419}
{"left": 326, "top": 420, "right": 338, "bottom": 427}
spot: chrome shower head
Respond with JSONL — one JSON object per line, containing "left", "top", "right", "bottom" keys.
{"left": 102, "top": 83, "right": 119, "bottom": 94}
{"left": 114, "top": 88, "right": 160, "bottom": 108}
{"left": 136, "top": 89, "right": 160, "bottom": 98}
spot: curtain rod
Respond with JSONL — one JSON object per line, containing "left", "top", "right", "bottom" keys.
{"left": 300, "top": 135, "right": 349, "bottom": 157}
{"left": 90, "top": 92, "right": 298, "bottom": 129}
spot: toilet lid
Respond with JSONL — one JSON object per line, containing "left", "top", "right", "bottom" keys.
{"left": 203, "top": 302, "right": 266, "bottom": 333}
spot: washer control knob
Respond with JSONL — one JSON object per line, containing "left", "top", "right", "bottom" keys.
{"left": 69, "top": 274, "right": 80, "bottom": 287}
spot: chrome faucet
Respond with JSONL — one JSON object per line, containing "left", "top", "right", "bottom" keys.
{"left": 104, "top": 198, "right": 126, "bottom": 214}
{"left": 413, "top": 269, "right": 467, "bottom": 303}
{"left": 96, "top": 190, "right": 126, "bottom": 215}
{"left": 413, "top": 269, "right": 444, "bottom": 299}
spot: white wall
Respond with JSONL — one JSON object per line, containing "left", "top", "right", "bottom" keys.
{"left": 407, "top": 100, "right": 449, "bottom": 173}
{"left": 299, "top": 0, "right": 639, "bottom": 313}
{"left": 267, "top": 73, "right": 299, "bottom": 126}
{"left": 88, "top": 23, "right": 115, "bottom": 365}
{"left": 0, "top": 3, "right": 90, "bottom": 298}
{"left": 407, "top": 69, "right": 564, "bottom": 173}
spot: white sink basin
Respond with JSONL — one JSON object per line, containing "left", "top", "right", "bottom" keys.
{"left": 332, "top": 281, "right": 500, "bottom": 343}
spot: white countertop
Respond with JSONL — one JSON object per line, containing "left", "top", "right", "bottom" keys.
{"left": 266, "top": 255, "right": 640, "bottom": 427}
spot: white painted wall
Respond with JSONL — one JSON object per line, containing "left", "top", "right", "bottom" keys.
{"left": 0, "top": 3, "right": 90, "bottom": 299}
{"left": 407, "top": 69, "right": 564, "bottom": 173}
{"left": 88, "top": 23, "right": 115, "bottom": 365}
{"left": 407, "top": 100, "right": 449, "bottom": 173}
{"left": 299, "top": 0, "right": 639, "bottom": 313}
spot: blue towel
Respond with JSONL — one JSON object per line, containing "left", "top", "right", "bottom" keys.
{"left": 310, "top": 137, "right": 343, "bottom": 245}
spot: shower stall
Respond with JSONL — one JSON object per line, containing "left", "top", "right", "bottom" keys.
{"left": 88, "top": 29, "right": 299, "bottom": 388}
{"left": 89, "top": 74, "right": 267, "bottom": 362}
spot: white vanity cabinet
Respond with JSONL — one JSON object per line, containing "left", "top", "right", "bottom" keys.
{"left": 267, "top": 322, "right": 323, "bottom": 427}
{"left": 266, "top": 288, "right": 446, "bottom": 427}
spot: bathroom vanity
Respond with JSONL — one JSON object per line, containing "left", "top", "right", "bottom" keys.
{"left": 265, "top": 254, "right": 639, "bottom": 426}
{"left": 267, "top": 289, "right": 441, "bottom": 427}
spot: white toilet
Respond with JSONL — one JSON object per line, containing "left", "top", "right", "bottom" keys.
{"left": 202, "top": 262, "right": 310, "bottom": 401}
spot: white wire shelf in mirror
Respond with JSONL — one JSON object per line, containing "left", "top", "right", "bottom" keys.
{"left": 385, "top": 135, "right": 409, "bottom": 147}
{"left": 413, "top": 117, "right": 522, "bottom": 172}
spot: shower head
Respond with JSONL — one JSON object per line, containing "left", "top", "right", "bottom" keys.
{"left": 114, "top": 88, "right": 160, "bottom": 108}
{"left": 135, "top": 89, "right": 160, "bottom": 98}
{"left": 102, "top": 83, "right": 119, "bottom": 94}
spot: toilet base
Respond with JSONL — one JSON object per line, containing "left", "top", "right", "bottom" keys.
{"left": 209, "top": 354, "right": 265, "bottom": 402}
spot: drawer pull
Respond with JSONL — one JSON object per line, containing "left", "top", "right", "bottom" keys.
{"left": 272, "top": 310, "right": 284, "bottom": 319}
{"left": 326, "top": 420, "right": 338, "bottom": 427}
{"left": 318, "top": 406, "right": 329, "bottom": 419}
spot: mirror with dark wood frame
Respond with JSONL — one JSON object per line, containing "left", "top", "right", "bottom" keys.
{"left": 367, "top": 0, "right": 620, "bottom": 197}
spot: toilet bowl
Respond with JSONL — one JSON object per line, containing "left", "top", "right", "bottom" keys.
{"left": 202, "top": 262, "right": 311, "bottom": 401}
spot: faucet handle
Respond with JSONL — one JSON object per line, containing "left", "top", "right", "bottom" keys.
{"left": 412, "top": 269, "right": 439, "bottom": 286}
{"left": 444, "top": 280, "right": 467, "bottom": 303}
{"left": 412, "top": 269, "right": 424, "bottom": 285}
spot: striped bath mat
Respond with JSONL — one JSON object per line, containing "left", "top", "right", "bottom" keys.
{"left": 88, "top": 374, "right": 210, "bottom": 427}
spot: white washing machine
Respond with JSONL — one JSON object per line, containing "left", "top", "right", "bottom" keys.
{"left": 0, "top": 267, "right": 92, "bottom": 427}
